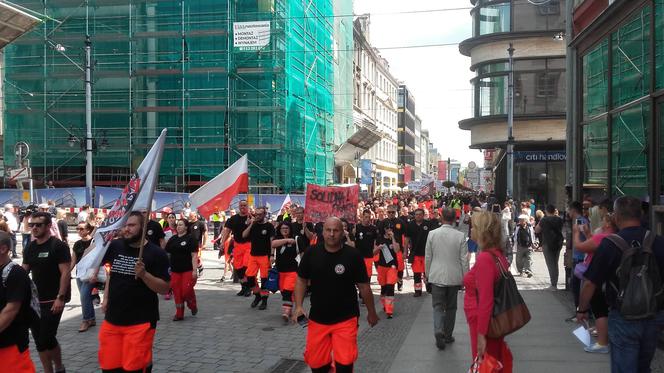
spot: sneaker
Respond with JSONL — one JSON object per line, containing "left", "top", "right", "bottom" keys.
{"left": 584, "top": 343, "right": 609, "bottom": 354}
{"left": 545, "top": 285, "right": 557, "bottom": 291}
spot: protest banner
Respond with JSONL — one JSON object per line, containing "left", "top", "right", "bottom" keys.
{"left": 303, "top": 184, "right": 359, "bottom": 224}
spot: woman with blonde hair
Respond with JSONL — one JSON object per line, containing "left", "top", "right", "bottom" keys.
{"left": 463, "top": 211, "right": 513, "bottom": 371}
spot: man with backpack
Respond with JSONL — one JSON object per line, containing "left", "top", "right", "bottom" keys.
{"left": 0, "top": 231, "right": 38, "bottom": 372}
{"left": 577, "top": 196, "right": 664, "bottom": 372}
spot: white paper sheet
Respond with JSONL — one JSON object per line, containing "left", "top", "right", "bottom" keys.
{"left": 381, "top": 244, "right": 394, "bottom": 264}
{"left": 573, "top": 326, "right": 591, "bottom": 347}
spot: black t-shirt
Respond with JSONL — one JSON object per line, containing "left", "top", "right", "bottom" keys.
{"left": 382, "top": 217, "right": 408, "bottom": 246}
{"left": 376, "top": 236, "right": 397, "bottom": 267}
{"left": 354, "top": 224, "right": 379, "bottom": 258}
{"left": 291, "top": 221, "right": 314, "bottom": 249}
{"left": 145, "top": 220, "right": 165, "bottom": 247}
{"left": 0, "top": 264, "right": 31, "bottom": 352}
{"left": 249, "top": 222, "right": 275, "bottom": 256}
{"left": 188, "top": 220, "right": 207, "bottom": 247}
{"left": 275, "top": 241, "right": 300, "bottom": 273}
{"left": 57, "top": 220, "right": 68, "bottom": 243}
{"left": 297, "top": 244, "right": 369, "bottom": 324}
{"left": 406, "top": 220, "right": 435, "bottom": 256}
{"left": 72, "top": 239, "right": 92, "bottom": 265}
{"left": 102, "top": 239, "right": 170, "bottom": 326}
{"left": 539, "top": 215, "right": 563, "bottom": 248}
{"left": 23, "top": 237, "right": 71, "bottom": 302}
{"left": 165, "top": 234, "right": 197, "bottom": 273}
{"left": 225, "top": 215, "right": 250, "bottom": 244}
{"left": 585, "top": 226, "right": 664, "bottom": 309}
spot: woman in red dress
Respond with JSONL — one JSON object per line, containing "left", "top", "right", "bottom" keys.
{"left": 463, "top": 211, "right": 513, "bottom": 371}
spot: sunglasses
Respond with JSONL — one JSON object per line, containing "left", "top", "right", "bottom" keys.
{"left": 76, "top": 227, "right": 87, "bottom": 231}
{"left": 28, "top": 223, "right": 45, "bottom": 228}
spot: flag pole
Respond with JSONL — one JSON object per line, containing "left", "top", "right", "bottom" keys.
{"left": 137, "top": 207, "right": 152, "bottom": 261}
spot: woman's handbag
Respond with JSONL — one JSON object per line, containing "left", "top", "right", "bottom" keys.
{"left": 468, "top": 354, "right": 503, "bottom": 373}
{"left": 486, "top": 252, "right": 531, "bottom": 338}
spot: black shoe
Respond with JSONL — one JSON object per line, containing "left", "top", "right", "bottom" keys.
{"left": 251, "top": 294, "right": 261, "bottom": 308}
{"left": 436, "top": 341, "right": 446, "bottom": 350}
{"left": 526, "top": 272, "right": 533, "bottom": 278}
{"left": 444, "top": 336, "right": 455, "bottom": 344}
{"left": 397, "top": 281, "right": 403, "bottom": 292}
{"left": 414, "top": 290, "right": 422, "bottom": 298}
{"left": 387, "top": 313, "right": 393, "bottom": 319}
{"left": 425, "top": 283, "right": 432, "bottom": 293}
{"left": 258, "top": 297, "right": 268, "bottom": 310}
{"left": 191, "top": 307, "right": 198, "bottom": 316}
{"left": 236, "top": 286, "right": 247, "bottom": 296}
{"left": 244, "top": 289, "right": 252, "bottom": 297}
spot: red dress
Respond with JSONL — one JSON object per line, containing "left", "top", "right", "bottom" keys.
{"left": 463, "top": 248, "right": 513, "bottom": 371}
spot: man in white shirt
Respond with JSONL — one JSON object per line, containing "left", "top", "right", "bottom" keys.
{"left": 3, "top": 204, "right": 18, "bottom": 258}
{"left": 424, "top": 208, "right": 468, "bottom": 350}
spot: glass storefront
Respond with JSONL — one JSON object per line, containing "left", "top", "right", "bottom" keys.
{"left": 513, "top": 153, "right": 566, "bottom": 210}
{"left": 473, "top": 58, "right": 566, "bottom": 118}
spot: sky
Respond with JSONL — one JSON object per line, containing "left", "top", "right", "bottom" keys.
{"left": 353, "top": 0, "right": 483, "bottom": 168}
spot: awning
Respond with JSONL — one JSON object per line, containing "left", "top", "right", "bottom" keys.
{"left": 0, "top": 2, "right": 41, "bottom": 49}
{"left": 334, "top": 123, "right": 383, "bottom": 166}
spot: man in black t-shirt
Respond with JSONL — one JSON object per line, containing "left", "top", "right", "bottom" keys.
{"left": 220, "top": 200, "right": 252, "bottom": 296}
{"left": 353, "top": 209, "right": 379, "bottom": 280}
{"left": 99, "top": 211, "right": 170, "bottom": 373}
{"left": 22, "top": 212, "right": 70, "bottom": 373}
{"left": 535, "top": 205, "right": 564, "bottom": 289}
{"left": 290, "top": 207, "right": 314, "bottom": 249}
{"left": 293, "top": 217, "right": 378, "bottom": 373}
{"left": 405, "top": 209, "right": 435, "bottom": 297}
{"left": 142, "top": 211, "right": 166, "bottom": 249}
{"left": 242, "top": 207, "right": 275, "bottom": 310}
{"left": 0, "top": 231, "right": 37, "bottom": 371}
{"left": 188, "top": 212, "right": 207, "bottom": 249}
{"left": 577, "top": 197, "right": 664, "bottom": 371}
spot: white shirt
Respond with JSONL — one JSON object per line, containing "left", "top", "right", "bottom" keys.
{"left": 4, "top": 212, "right": 18, "bottom": 232}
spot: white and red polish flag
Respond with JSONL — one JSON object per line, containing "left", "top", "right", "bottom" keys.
{"left": 279, "top": 194, "right": 292, "bottom": 213}
{"left": 189, "top": 154, "right": 249, "bottom": 218}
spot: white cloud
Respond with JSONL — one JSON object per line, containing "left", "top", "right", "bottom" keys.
{"left": 353, "top": 0, "right": 484, "bottom": 167}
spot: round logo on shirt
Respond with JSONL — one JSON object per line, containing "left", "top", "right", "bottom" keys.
{"left": 180, "top": 241, "right": 187, "bottom": 246}
{"left": 334, "top": 264, "right": 345, "bottom": 275}
{"left": 261, "top": 229, "right": 267, "bottom": 235}
{"left": 359, "top": 232, "right": 364, "bottom": 240}
{"left": 423, "top": 226, "right": 428, "bottom": 231}
{"left": 147, "top": 229, "right": 153, "bottom": 235}
{"left": 194, "top": 226, "right": 198, "bottom": 230}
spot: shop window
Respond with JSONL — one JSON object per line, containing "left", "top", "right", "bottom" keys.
{"left": 611, "top": 103, "right": 650, "bottom": 198}
{"left": 478, "top": 75, "right": 508, "bottom": 116}
{"left": 583, "top": 39, "right": 609, "bottom": 120}
{"left": 656, "top": 0, "right": 664, "bottom": 89}
{"left": 583, "top": 118, "right": 608, "bottom": 186}
{"left": 611, "top": 6, "right": 651, "bottom": 108}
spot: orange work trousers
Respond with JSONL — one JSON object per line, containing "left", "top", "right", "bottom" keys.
{"left": 171, "top": 270, "right": 197, "bottom": 318}
{"left": 99, "top": 321, "right": 156, "bottom": 372}
{"left": 233, "top": 241, "right": 251, "bottom": 269}
{"left": 363, "top": 258, "right": 374, "bottom": 278}
{"left": 0, "top": 345, "right": 35, "bottom": 373}
{"left": 304, "top": 317, "right": 359, "bottom": 368}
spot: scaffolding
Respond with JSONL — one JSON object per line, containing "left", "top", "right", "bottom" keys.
{"left": 3, "top": 0, "right": 339, "bottom": 193}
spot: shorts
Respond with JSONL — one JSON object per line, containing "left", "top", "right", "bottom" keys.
{"left": 396, "top": 251, "right": 405, "bottom": 272}
{"left": 246, "top": 255, "right": 270, "bottom": 278}
{"left": 0, "top": 345, "right": 35, "bottom": 373}
{"left": 304, "top": 317, "right": 359, "bottom": 368}
{"left": 31, "top": 302, "right": 63, "bottom": 352}
{"left": 279, "top": 271, "right": 297, "bottom": 292}
{"left": 377, "top": 265, "right": 398, "bottom": 286}
{"left": 233, "top": 241, "right": 251, "bottom": 269}
{"left": 363, "top": 258, "right": 374, "bottom": 278}
{"left": 412, "top": 255, "right": 425, "bottom": 274}
{"left": 99, "top": 321, "right": 156, "bottom": 372}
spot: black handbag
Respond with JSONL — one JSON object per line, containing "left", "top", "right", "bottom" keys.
{"left": 485, "top": 251, "right": 531, "bottom": 338}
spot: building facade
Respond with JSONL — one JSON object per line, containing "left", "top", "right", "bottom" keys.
{"left": 420, "top": 129, "right": 430, "bottom": 179}
{"left": 350, "top": 16, "right": 400, "bottom": 193}
{"left": 458, "top": 0, "right": 568, "bottom": 208}
{"left": 569, "top": 0, "right": 664, "bottom": 206}
{"left": 4, "top": 0, "right": 345, "bottom": 193}
{"left": 398, "top": 85, "right": 417, "bottom": 187}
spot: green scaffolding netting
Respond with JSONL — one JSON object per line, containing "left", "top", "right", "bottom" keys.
{"left": 3, "top": 0, "right": 348, "bottom": 193}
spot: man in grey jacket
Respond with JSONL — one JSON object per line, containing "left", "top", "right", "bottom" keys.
{"left": 424, "top": 208, "right": 469, "bottom": 350}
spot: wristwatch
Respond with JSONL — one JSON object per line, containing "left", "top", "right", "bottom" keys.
{"left": 576, "top": 306, "right": 588, "bottom": 313}
{"left": 56, "top": 294, "right": 66, "bottom": 301}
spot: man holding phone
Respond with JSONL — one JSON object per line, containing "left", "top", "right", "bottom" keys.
{"left": 293, "top": 217, "right": 378, "bottom": 373}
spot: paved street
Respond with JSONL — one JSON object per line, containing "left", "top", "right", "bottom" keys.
{"left": 18, "top": 229, "right": 663, "bottom": 372}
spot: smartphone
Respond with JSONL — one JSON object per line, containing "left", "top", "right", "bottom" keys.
{"left": 297, "top": 314, "right": 308, "bottom": 328}
{"left": 576, "top": 218, "right": 584, "bottom": 225}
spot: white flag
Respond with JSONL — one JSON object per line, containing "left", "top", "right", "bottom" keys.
{"left": 76, "top": 129, "right": 167, "bottom": 280}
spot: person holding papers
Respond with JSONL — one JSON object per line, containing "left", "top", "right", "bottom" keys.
{"left": 374, "top": 225, "right": 399, "bottom": 319}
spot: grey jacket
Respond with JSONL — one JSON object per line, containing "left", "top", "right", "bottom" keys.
{"left": 424, "top": 224, "right": 469, "bottom": 286}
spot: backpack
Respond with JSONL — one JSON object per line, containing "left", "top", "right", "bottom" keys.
{"left": 2, "top": 261, "right": 41, "bottom": 323}
{"left": 605, "top": 231, "right": 664, "bottom": 320}
{"left": 517, "top": 227, "right": 531, "bottom": 247}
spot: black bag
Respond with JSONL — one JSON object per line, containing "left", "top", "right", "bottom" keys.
{"left": 605, "top": 231, "right": 663, "bottom": 320}
{"left": 484, "top": 252, "right": 531, "bottom": 338}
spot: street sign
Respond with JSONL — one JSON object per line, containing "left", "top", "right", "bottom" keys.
{"left": 8, "top": 167, "right": 29, "bottom": 181}
{"left": 14, "top": 141, "right": 29, "bottom": 160}
{"left": 468, "top": 161, "right": 477, "bottom": 170}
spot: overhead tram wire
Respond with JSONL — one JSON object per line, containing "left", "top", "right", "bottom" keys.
{"left": 233, "top": 7, "right": 474, "bottom": 20}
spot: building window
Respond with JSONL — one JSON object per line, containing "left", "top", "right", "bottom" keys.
{"left": 612, "top": 103, "right": 649, "bottom": 198}
{"left": 536, "top": 72, "right": 558, "bottom": 97}
{"left": 583, "top": 118, "right": 608, "bottom": 186}
{"left": 656, "top": 1, "right": 664, "bottom": 89}
{"left": 583, "top": 39, "right": 609, "bottom": 121}
{"left": 475, "top": 2, "right": 510, "bottom": 36}
{"left": 611, "top": 6, "right": 651, "bottom": 108}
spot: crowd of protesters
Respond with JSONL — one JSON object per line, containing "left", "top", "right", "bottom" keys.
{"left": 0, "top": 188, "right": 663, "bottom": 372}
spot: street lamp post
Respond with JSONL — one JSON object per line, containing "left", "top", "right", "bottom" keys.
{"left": 506, "top": 43, "right": 515, "bottom": 200}
{"left": 85, "top": 35, "right": 93, "bottom": 190}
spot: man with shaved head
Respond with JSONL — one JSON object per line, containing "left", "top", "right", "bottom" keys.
{"left": 293, "top": 217, "right": 379, "bottom": 373}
